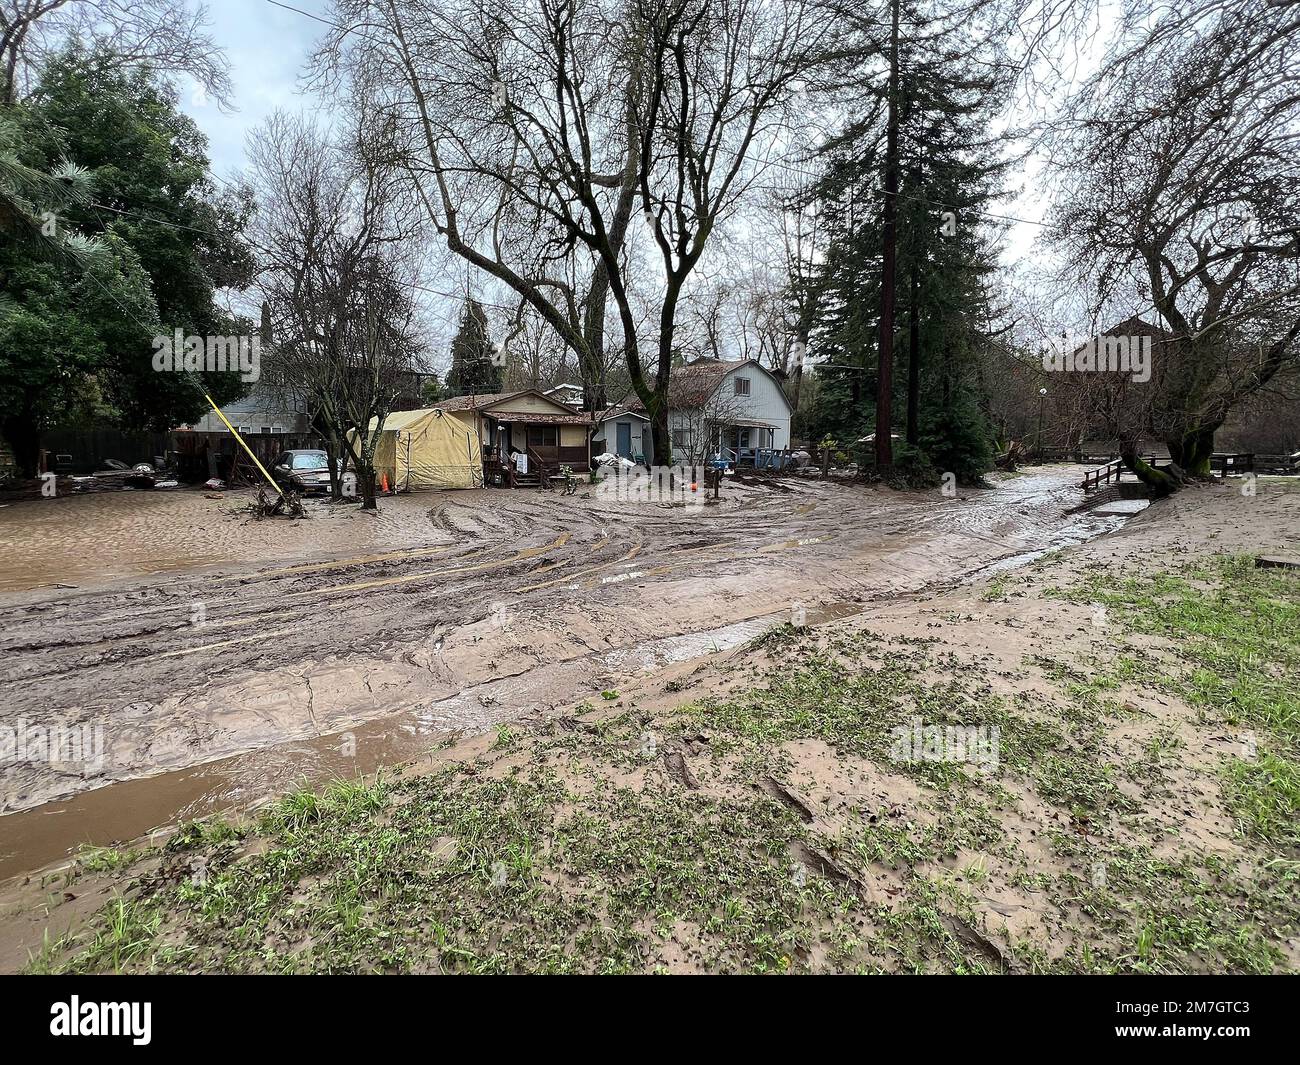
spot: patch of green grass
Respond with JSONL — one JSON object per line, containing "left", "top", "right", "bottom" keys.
{"left": 58, "top": 897, "right": 163, "bottom": 974}
{"left": 1046, "top": 556, "right": 1300, "bottom": 737}
{"left": 492, "top": 725, "right": 520, "bottom": 750}
{"left": 683, "top": 641, "right": 1095, "bottom": 806}
{"left": 168, "top": 816, "right": 243, "bottom": 851}
{"left": 1223, "top": 751, "right": 1300, "bottom": 848}
{"left": 1049, "top": 837, "right": 1296, "bottom": 974}
{"left": 76, "top": 845, "right": 140, "bottom": 874}
{"left": 981, "top": 577, "right": 1008, "bottom": 602}
{"left": 1043, "top": 554, "right": 1300, "bottom": 853}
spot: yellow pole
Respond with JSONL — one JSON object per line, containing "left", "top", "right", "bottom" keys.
{"left": 203, "top": 393, "right": 283, "bottom": 497}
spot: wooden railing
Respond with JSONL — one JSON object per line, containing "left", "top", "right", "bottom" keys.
{"left": 526, "top": 447, "right": 554, "bottom": 487}
{"left": 1081, "top": 458, "right": 1124, "bottom": 492}
{"left": 485, "top": 444, "right": 592, "bottom": 488}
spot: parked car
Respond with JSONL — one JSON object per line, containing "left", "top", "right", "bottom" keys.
{"left": 272, "top": 450, "right": 334, "bottom": 495}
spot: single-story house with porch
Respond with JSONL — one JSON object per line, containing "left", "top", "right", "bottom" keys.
{"left": 429, "top": 389, "right": 594, "bottom": 487}
{"left": 608, "top": 358, "right": 792, "bottom": 465}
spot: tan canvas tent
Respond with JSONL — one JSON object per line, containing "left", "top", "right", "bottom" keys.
{"left": 351, "top": 407, "right": 483, "bottom": 490}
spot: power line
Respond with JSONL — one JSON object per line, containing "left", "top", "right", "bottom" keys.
{"left": 262, "top": 0, "right": 390, "bottom": 47}
{"left": 89, "top": 200, "right": 221, "bottom": 238}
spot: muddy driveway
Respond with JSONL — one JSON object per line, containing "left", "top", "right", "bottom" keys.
{"left": 0, "top": 467, "right": 1113, "bottom": 865}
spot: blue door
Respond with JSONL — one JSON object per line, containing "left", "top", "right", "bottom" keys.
{"left": 616, "top": 422, "right": 632, "bottom": 457}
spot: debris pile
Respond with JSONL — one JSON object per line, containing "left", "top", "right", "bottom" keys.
{"left": 243, "top": 485, "right": 305, "bottom": 520}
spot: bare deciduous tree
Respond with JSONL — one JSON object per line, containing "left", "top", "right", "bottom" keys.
{"left": 249, "top": 107, "right": 429, "bottom": 509}
{"left": 1, "top": 0, "right": 231, "bottom": 106}
{"left": 314, "top": 0, "right": 836, "bottom": 464}
{"left": 1048, "top": 2, "right": 1300, "bottom": 492}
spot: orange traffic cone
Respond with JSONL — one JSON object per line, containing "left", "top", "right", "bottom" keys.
{"left": 381, "top": 472, "right": 390, "bottom": 494}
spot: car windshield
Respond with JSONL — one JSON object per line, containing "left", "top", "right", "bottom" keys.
{"left": 292, "top": 453, "right": 329, "bottom": 470}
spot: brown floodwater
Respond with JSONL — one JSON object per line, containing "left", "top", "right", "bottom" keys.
{"left": 0, "top": 488, "right": 448, "bottom": 593}
{"left": 0, "top": 613, "right": 782, "bottom": 881}
{"left": 0, "top": 468, "right": 1126, "bottom": 883}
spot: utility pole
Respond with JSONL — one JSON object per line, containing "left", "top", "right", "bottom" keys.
{"left": 907, "top": 257, "right": 920, "bottom": 446}
{"left": 875, "top": 0, "right": 900, "bottom": 471}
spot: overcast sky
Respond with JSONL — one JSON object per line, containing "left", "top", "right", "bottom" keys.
{"left": 178, "top": 0, "right": 330, "bottom": 183}
{"left": 176, "top": 0, "right": 1058, "bottom": 365}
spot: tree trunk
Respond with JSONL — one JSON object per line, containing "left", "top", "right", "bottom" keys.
{"left": 579, "top": 80, "right": 641, "bottom": 412}
{"left": 650, "top": 407, "right": 671, "bottom": 469}
{"left": 359, "top": 464, "right": 378, "bottom": 510}
{"left": 1168, "top": 427, "right": 1215, "bottom": 478}
{"left": 1120, "top": 436, "right": 1180, "bottom": 497}
{"left": 323, "top": 433, "right": 343, "bottom": 501}
{"left": 874, "top": 0, "right": 900, "bottom": 472}
{"left": 791, "top": 329, "right": 808, "bottom": 414}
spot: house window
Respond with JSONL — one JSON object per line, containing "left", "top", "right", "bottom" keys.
{"left": 237, "top": 425, "right": 253, "bottom": 435}
{"left": 673, "top": 428, "right": 691, "bottom": 448}
{"left": 270, "top": 425, "right": 284, "bottom": 434}
{"left": 733, "top": 376, "right": 751, "bottom": 396}
{"left": 525, "top": 425, "right": 558, "bottom": 448}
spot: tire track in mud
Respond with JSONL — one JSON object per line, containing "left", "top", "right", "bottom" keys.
{"left": 0, "top": 493, "right": 598, "bottom": 641}
{"left": 1, "top": 469, "right": 1107, "bottom": 822}
{"left": 0, "top": 516, "right": 622, "bottom": 704}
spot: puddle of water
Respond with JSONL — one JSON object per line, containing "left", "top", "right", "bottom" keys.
{"left": 968, "top": 507, "right": 1136, "bottom": 578}
{"left": 0, "top": 612, "right": 787, "bottom": 883}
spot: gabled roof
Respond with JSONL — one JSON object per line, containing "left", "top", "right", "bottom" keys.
{"left": 597, "top": 403, "right": 650, "bottom": 423}
{"left": 1069, "top": 317, "right": 1177, "bottom": 356}
{"left": 428, "top": 390, "right": 521, "bottom": 412}
{"left": 619, "top": 358, "right": 791, "bottom": 413}
{"left": 430, "top": 389, "right": 581, "bottom": 415}
{"left": 428, "top": 389, "right": 594, "bottom": 425}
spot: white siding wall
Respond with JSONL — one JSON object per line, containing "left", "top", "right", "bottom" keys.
{"left": 719, "top": 366, "right": 792, "bottom": 449}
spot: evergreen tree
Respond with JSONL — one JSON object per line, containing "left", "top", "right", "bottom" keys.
{"left": 445, "top": 298, "right": 503, "bottom": 397}
{"left": 803, "top": 0, "right": 1010, "bottom": 484}
{"left": 0, "top": 51, "right": 254, "bottom": 474}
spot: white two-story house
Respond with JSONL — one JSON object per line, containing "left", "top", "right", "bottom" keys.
{"left": 596, "top": 358, "right": 792, "bottom": 465}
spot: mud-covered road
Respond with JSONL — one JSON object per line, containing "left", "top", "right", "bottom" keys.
{"left": 0, "top": 466, "right": 1115, "bottom": 869}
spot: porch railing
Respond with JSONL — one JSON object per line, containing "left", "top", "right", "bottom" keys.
{"left": 526, "top": 447, "right": 554, "bottom": 487}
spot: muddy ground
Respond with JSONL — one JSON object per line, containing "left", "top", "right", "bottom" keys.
{"left": 2, "top": 476, "right": 1295, "bottom": 974}
{"left": 1, "top": 466, "right": 1112, "bottom": 830}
